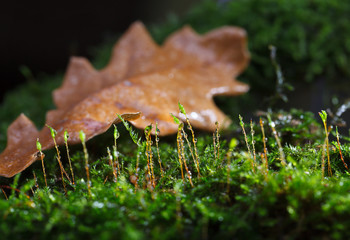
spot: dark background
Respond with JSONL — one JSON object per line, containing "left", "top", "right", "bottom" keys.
{"left": 2, "top": 0, "right": 350, "bottom": 130}
{"left": 0, "top": 0, "right": 200, "bottom": 102}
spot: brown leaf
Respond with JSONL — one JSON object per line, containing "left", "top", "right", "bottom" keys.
{"left": 0, "top": 21, "right": 249, "bottom": 177}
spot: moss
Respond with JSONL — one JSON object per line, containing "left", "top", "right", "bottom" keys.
{"left": 2, "top": 109, "right": 350, "bottom": 239}
{"left": 2, "top": 0, "right": 350, "bottom": 238}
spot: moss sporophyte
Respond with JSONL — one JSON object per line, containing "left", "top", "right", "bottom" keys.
{"left": 2, "top": 108, "right": 350, "bottom": 239}
{"left": 2, "top": 1, "right": 350, "bottom": 237}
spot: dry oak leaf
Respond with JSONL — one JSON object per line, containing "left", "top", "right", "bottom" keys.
{"left": 0, "top": 21, "right": 250, "bottom": 178}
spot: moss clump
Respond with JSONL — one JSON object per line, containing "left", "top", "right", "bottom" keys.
{"left": 1, "top": 109, "right": 350, "bottom": 239}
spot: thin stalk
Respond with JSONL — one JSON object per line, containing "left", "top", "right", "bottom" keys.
{"left": 319, "top": 111, "right": 332, "bottom": 176}
{"left": 33, "top": 171, "right": 39, "bottom": 189}
{"left": 36, "top": 139, "right": 47, "bottom": 188}
{"left": 213, "top": 131, "right": 217, "bottom": 161}
{"left": 261, "top": 153, "right": 269, "bottom": 180}
{"left": 29, "top": 180, "right": 35, "bottom": 196}
{"left": 267, "top": 115, "right": 286, "bottom": 167}
{"left": 239, "top": 115, "right": 255, "bottom": 172}
{"left": 103, "top": 176, "right": 109, "bottom": 184}
{"left": 145, "top": 125, "right": 155, "bottom": 188}
{"left": 0, "top": 185, "right": 30, "bottom": 199}
{"left": 134, "top": 151, "right": 141, "bottom": 191}
{"left": 155, "top": 123, "right": 164, "bottom": 178}
{"left": 64, "top": 130, "right": 75, "bottom": 185}
{"left": 178, "top": 102, "right": 201, "bottom": 178}
{"left": 336, "top": 126, "right": 349, "bottom": 171}
{"left": 180, "top": 129, "right": 194, "bottom": 187}
{"left": 326, "top": 128, "right": 332, "bottom": 176}
{"left": 250, "top": 119, "right": 257, "bottom": 165}
{"left": 144, "top": 126, "right": 152, "bottom": 187}
{"left": 321, "top": 137, "right": 326, "bottom": 179}
{"left": 176, "top": 124, "right": 185, "bottom": 184}
{"left": 260, "top": 118, "right": 269, "bottom": 177}
{"left": 107, "top": 147, "right": 117, "bottom": 182}
{"left": 112, "top": 146, "right": 119, "bottom": 182}
{"left": 172, "top": 113, "right": 185, "bottom": 184}
{"left": 1, "top": 188, "right": 8, "bottom": 200}
{"left": 215, "top": 122, "right": 220, "bottom": 162}
{"left": 47, "top": 125, "right": 72, "bottom": 193}
{"left": 80, "top": 130, "right": 91, "bottom": 198}
{"left": 129, "top": 150, "right": 141, "bottom": 191}
{"left": 113, "top": 125, "right": 121, "bottom": 174}
{"left": 185, "top": 119, "right": 201, "bottom": 178}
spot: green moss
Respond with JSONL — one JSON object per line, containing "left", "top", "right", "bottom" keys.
{"left": 2, "top": 0, "right": 350, "bottom": 238}
{"left": 1, "top": 107, "right": 350, "bottom": 239}
{"left": 156, "top": 0, "right": 350, "bottom": 89}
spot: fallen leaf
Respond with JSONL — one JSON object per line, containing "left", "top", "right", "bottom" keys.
{"left": 0, "top": 21, "right": 249, "bottom": 177}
